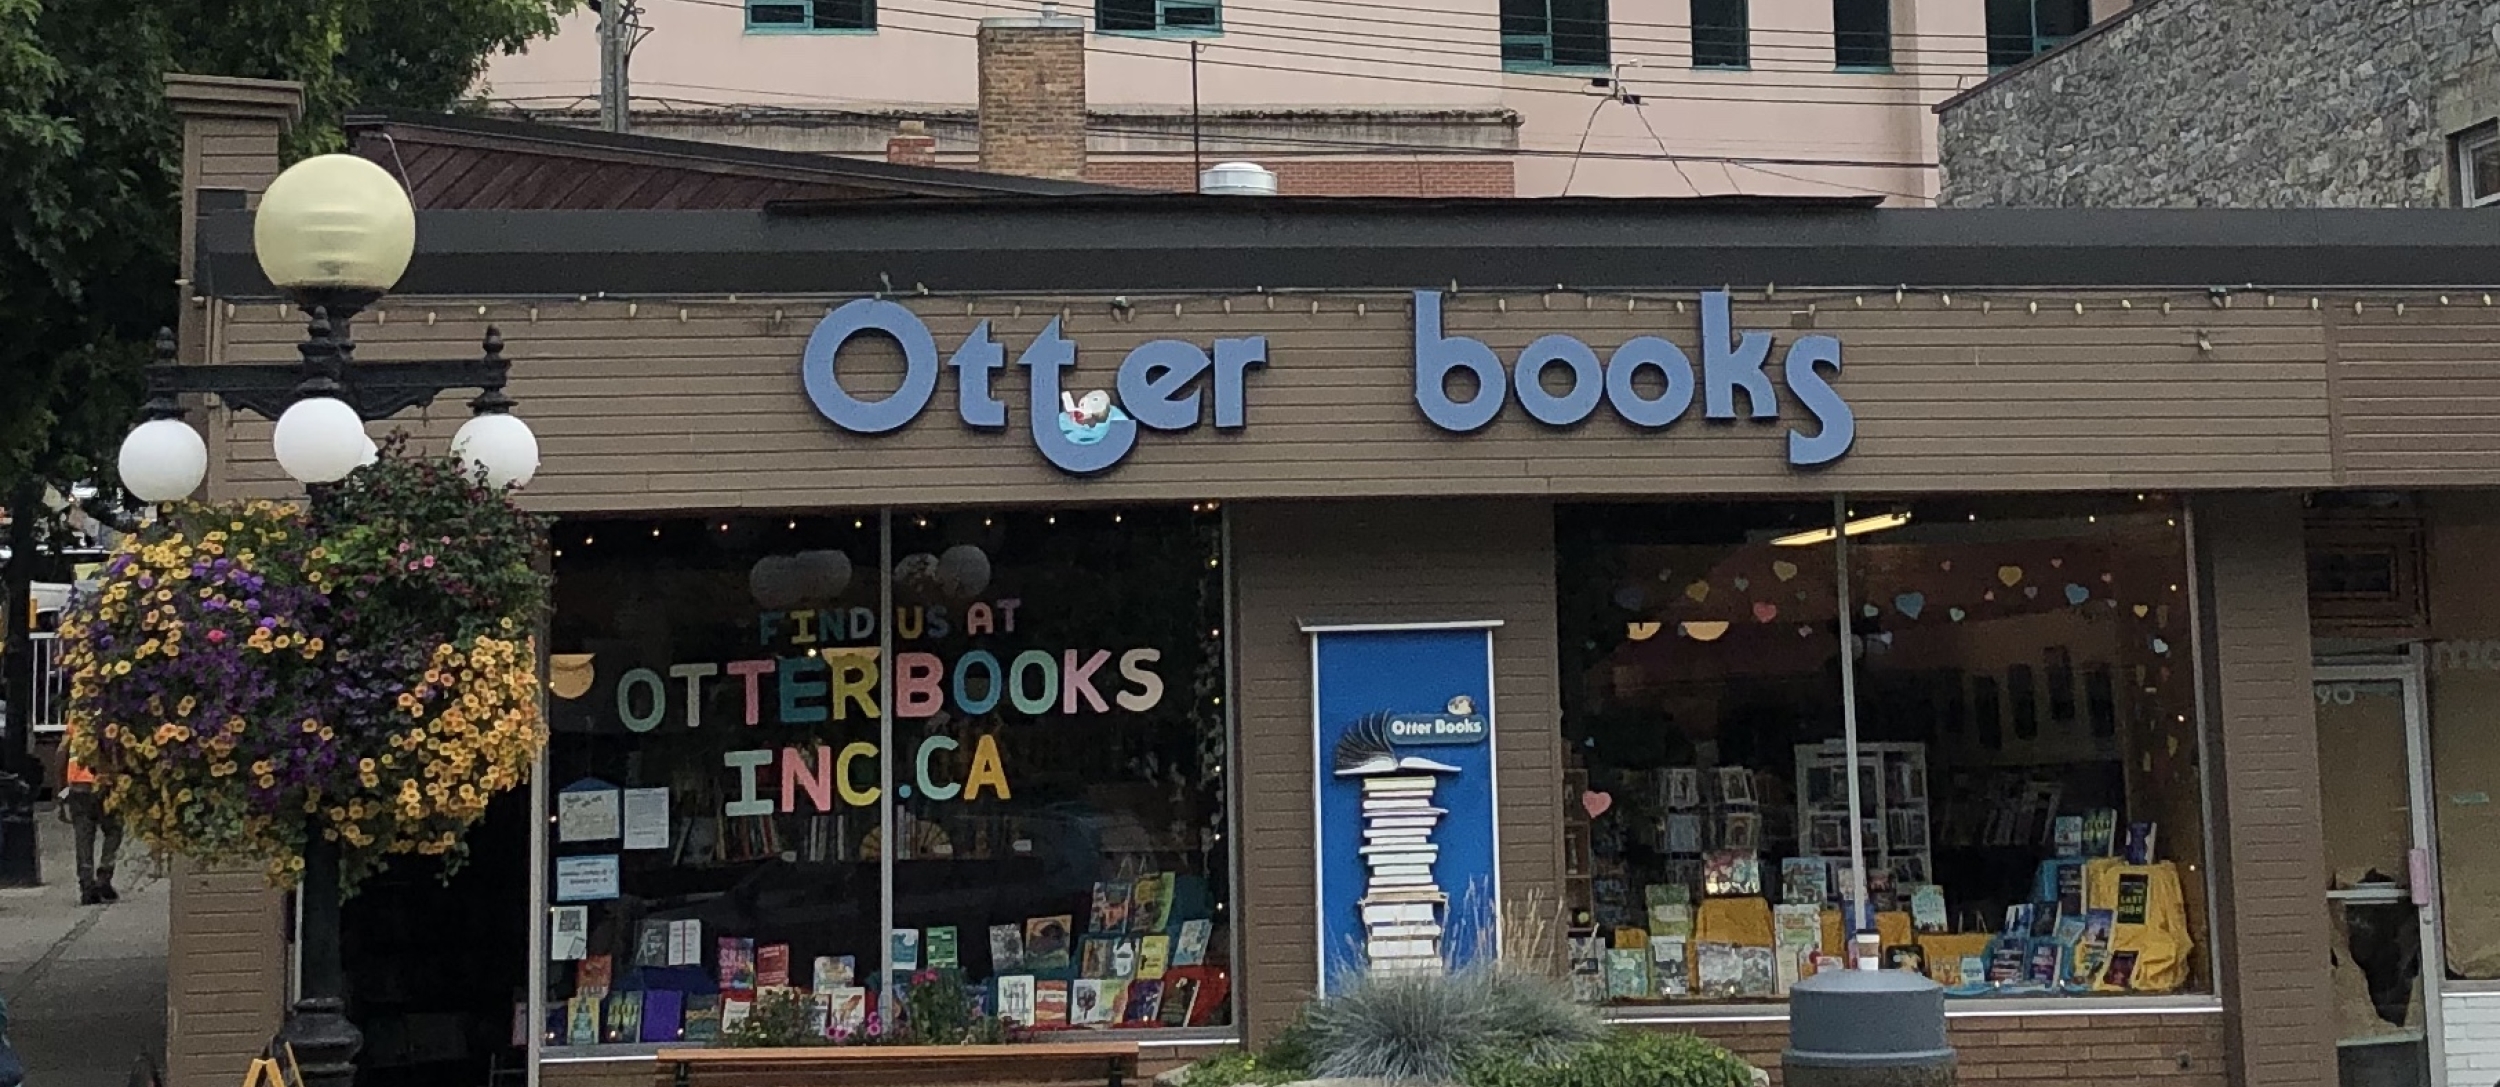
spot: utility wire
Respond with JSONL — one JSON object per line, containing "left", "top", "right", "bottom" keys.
{"left": 591, "top": 91, "right": 1940, "bottom": 172}
{"left": 847, "top": 0, "right": 2012, "bottom": 78}
{"left": 1624, "top": 96, "right": 1703, "bottom": 197}
{"left": 636, "top": 0, "right": 1999, "bottom": 106}
{"left": 691, "top": 0, "right": 2044, "bottom": 47}
{"left": 1558, "top": 94, "right": 1608, "bottom": 196}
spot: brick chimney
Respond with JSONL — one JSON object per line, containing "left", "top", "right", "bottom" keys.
{"left": 886, "top": 119, "right": 939, "bottom": 167}
{"left": 976, "top": 6, "right": 1087, "bottom": 180}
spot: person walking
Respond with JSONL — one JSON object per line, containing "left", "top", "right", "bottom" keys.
{"left": 59, "top": 757, "right": 120, "bottom": 905}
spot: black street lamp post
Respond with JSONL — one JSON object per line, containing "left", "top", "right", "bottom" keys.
{"left": 114, "top": 153, "right": 540, "bottom": 1087}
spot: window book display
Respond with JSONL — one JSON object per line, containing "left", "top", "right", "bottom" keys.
{"left": 1562, "top": 739, "right": 2193, "bottom": 1006}
{"left": 547, "top": 864, "right": 1223, "bottom": 1047}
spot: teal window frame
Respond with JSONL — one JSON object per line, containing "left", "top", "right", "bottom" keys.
{"left": 1984, "top": 0, "right": 2091, "bottom": 70}
{"left": 745, "top": 0, "right": 876, "bottom": 33}
{"left": 1688, "top": 0, "right": 1748, "bottom": 70}
{"left": 1095, "top": 0, "right": 1223, "bottom": 37}
{"left": 1499, "top": 0, "right": 1611, "bottom": 73}
{"left": 1831, "top": 0, "right": 1892, "bottom": 72}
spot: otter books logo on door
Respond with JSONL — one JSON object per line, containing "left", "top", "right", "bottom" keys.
{"left": 1307, "top": 623, "right": 1501, "bottom": 991}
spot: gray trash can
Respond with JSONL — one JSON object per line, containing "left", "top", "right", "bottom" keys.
{"left": 1782, "top": 969, "right": 1955, "bottom": 1087}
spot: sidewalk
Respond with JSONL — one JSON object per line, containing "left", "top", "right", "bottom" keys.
{"left": 0, "top": 806, "right": 167, "bottom": 1087}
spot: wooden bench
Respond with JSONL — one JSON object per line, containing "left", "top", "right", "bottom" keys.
{"left": 656, "top": 1040, "right": 1142, "bottom": 1087}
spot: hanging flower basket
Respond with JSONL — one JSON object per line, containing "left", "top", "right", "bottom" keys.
{"left": 59, "top": 438, "right": 550, "bottom": 887}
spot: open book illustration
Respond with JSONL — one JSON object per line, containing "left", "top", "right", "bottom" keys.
{"left": 1332, "top": 714, "right": 1461, "bottom": 777}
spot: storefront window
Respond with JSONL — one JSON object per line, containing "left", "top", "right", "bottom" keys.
{"left": 1556, "top": 495, "right": 2209, "bottom": 1006}
{"left": 540, "top": 506, "right": 1230, "bottom": 1050}
{"left": 1556, "top": 502, "right": 1844, "bottom": 1003}
{"left": 1845, "top": 495, "right": 2207, "bottom": 998}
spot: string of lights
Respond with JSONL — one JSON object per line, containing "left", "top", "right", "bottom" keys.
{"left": 222, "top": 287, "right": 2500, "bottom": 337}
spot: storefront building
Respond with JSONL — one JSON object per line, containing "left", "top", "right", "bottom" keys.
{"left": 163, "top": 96, "right": 2500, "bottom": 1087}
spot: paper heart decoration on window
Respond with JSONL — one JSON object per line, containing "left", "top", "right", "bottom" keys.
{"left": 1947, "top": 607, "right": 1966, "bottom": 622}
{"left": 2133, "top": 604, "right": 2151, "bottom": 618}
{"left": 1734, "top": 577, "right": 1750, "bottom": 591}
{"left": 1772, "top": 561, "right": 1799, "bottom": 582}
{"left": 1581, "top": 791, "right": 1614, "bottom": 819}
{"left": 1894, "top": 592, "right": 1926, "bottom": 619}
{"left": 2064, "top": 583, "right": 2090, "bottom": 606}
{"left": 2024, "top": 586, "right": 2040, "bottom": 599}
{"left": 1753, "top": 602, "right": 1780, "bottom": 623}
{"left": 1998, "top": 566, "right": 2024, "bottom": 587}
{"left": 2050, "top": 558, "right": 2064, "bottom": 568}
{"left": 1686, "top": 581, "right": 1712, "bottom": 603}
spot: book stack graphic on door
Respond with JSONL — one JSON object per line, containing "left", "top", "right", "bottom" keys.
{"left": 1335, "top": 712, "right": 1463, "bottom": 976}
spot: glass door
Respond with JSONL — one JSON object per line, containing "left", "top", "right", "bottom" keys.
{"left": 2314, "top": 662, "right": 2443, "bottom": 1087}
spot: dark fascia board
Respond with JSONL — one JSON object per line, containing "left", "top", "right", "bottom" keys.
{"left": 343, "top": 109, "right": 1127, "bottom": 198}
{"left": 195, "top": 198, "right": 2500, "bottom": 300}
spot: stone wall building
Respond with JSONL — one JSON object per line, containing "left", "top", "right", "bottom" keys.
{"left": 1937, "top": 0, "right": 2500, "bottom": 207}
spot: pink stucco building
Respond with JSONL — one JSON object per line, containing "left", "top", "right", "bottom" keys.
{"left": 482, "top": 0, "right": 2131, "bottom": 199}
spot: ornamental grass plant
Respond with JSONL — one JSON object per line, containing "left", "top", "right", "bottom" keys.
{"left": 59, "top": 437, "right": 550, "bottom": 887}
{"left": 1301, "top": 963, "right": 1603, "bottom": 1083}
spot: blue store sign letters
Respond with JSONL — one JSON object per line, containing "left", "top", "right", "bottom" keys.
{"left": 801, "top": 290, "right": 1856, "bottom": 475}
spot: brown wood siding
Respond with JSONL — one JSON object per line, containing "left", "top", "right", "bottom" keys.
{"left": 195, "top": 118, "right": 281, "bottom": 192}
{"left": 2327, "top": 307, "right": 2500, "bottom": 485}
{"left": 166, "top": 860, "right": 287, "bottom": 1087}
{"left": 206, "top": 295, "right": 2342, "bottom": 510}
{"left": 1230, "top": 498, "right": 1559, "bottom": 1042}
{"left": 2193, "top": 493, "right": 2334, "bottom": 1087}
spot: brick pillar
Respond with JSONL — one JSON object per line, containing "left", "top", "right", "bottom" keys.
{"left": 2194, "top": 493, "right": 2336, "bottom": 1087}
{"left": 887, "top": 119, "right": 939, "bottom": 167}
{"left": 158, "top": 72, "right": 301, "bottom": 1087}
{"left": 976, "top": 11, "right": 1087, "bottom": 180}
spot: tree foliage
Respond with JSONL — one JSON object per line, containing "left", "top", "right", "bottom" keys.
{"left": 0, "top": 0, "right": 575, "bottom": 497}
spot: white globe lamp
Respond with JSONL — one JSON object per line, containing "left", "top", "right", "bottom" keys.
{"left": 253, "top": 154, "right": 417, "bottom": 297}
{"left": 452, "top": 412, "right": 540, "bottom": 488}
{"left": 118, "top": 419, "right": 208, "bottom": 503}
{"left": 272, "top": 397, "right": 373, "bottom": 484}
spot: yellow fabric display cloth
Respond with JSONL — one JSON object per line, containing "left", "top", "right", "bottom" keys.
{"left": 1645, "top": 898, "right": 1779, "bottom": 995}
{"left": 2083, "top": 859, "right": 2194, "bottom": 993}
{"left": 1918, "top": 933, "right": 1995, "bottom": 986}
{"left": 1815, "top": 908, "right": 1913, "bottom": 956}
{"left": 1696, "top": 897, "right": 1775, "bottom": 948}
